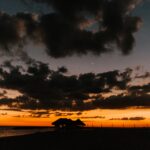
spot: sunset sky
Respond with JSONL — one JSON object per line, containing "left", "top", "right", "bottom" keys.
{"left": 0, "top": 0, "right": 150, "bottom": 127}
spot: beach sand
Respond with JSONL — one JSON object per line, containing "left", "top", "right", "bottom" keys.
{"left": 0, "top": 128, "right": 149, "bottom": 150}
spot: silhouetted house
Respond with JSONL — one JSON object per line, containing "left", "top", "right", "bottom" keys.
{"left": 74, "top": 119, "right": 85, "bottom": 127}
{"left": 52, "top": 118, "right": 85, "bottom": 128}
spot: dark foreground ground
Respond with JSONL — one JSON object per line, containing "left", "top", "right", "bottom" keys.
{"left": 0, "top": 128, "right": 150, "bottom": 150}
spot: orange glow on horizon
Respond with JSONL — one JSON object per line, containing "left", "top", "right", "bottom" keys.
{"left": 0, "top": 117, "right": 150, "bottom": 128}
{"left": 0, "top": 108, "right": 149, "bottom": 127}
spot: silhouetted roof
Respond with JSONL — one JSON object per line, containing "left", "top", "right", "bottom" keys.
{"left": 75, "top": 119, "right": 85, "bottom": 126}
{"left": 52, "top": 118, "right": 72, "bottom": 125}
{"left": 52, "top": 118, "right": 85, "bottom": 127}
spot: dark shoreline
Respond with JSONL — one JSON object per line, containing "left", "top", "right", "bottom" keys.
{"left": 0, "top": 128, "right": 150, "bottom": 150}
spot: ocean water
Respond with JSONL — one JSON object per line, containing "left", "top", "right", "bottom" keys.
{"left": 0, "top": 127, "right": 54, "bottom": 138}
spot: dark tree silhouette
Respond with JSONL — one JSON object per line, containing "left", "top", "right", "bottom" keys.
{"left": 52, "top": 118, "right": 85, "bottom": 128}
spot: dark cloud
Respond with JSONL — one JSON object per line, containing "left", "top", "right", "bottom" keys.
{"left": 13, "top": 115, "right": 23, "bottom": 118}
{"left": 0, "top": 0, "right": 147, "bottom": 113}
{"left": 0, "top": 61, "right": 150, "bottom": 111}
{"left": 2, "top": 92, "right": 149, "bottom": 110}
{"left": 120, "top": 117, "right": 129, "bottom": 120}
{"left": 110, "top": 117, "right": 145, "bottom": 120}
{"left": 0, "top": 12, "right": 20, "bottom": 51}
{"left": 76, "top": 112, "right": 83, "bottom": 116}
{"left": 0, "top": 112, "right": 7, "bottom": 116}
{"left": 128, "top": 83, "right": 150, "bottom": 96}
{"left": 0, "top": 90, "right": 7, "bottom": 98}
{"left": 0, "top": 98, "right": 15, "bottom": 107}
{"left": 33, "top": 0, "right": 143, "bottom": 57}
{"left": 95, "top": 94, "right": 150, "bottom": 109}
{"left": 57, "top": 66, "right": 68, "bottom": 74}
{"left": 0, "top": 0, "right": 143, "bottom": 59}
{"left": 0, "top": 61, "right": 133, "bottom": 110}
{"left": 0, "top": 108, "right": 23, "bottom": 112}
{"left": 55, "top": 112, "right": 74, "bottom": 117}
{"left": 29, "top": 110, "right": 50, "bottom": 118}
{"left": 0, "top": 12, "right": 37, "bottom": 63}
{"left": 129, "top": 117, "right": 145, "bottom": 120}
{"left": 81, "top": 116, "right": 105, "bottom": 119}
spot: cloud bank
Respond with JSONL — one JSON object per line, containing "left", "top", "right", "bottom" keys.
{"left": 0, "top": 0, "right": 143, "bottom": 59}
{"left": 0, "top": 0, "right": 148, "bottom": 112}
{"left": 0, "top": 61, "right": 150, "bottom": 111}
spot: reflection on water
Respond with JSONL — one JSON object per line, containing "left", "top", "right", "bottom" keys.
{"left": 0, "top": 127, "right": 54, "bottom": 138}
